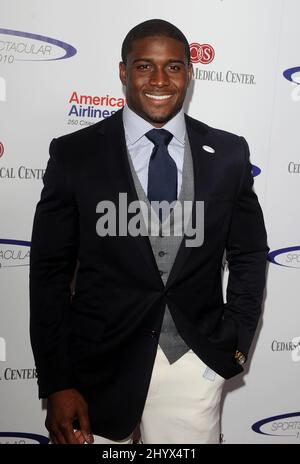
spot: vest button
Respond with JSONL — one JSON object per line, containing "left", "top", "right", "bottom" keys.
{"left": 158, "top": 251, "right": 166, "bottom": 257}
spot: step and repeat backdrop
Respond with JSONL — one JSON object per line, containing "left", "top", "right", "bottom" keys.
{"left": 0, "top": 0, "right": 299, "bottom": 444}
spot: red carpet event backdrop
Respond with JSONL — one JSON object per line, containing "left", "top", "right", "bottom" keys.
{"left": 0, "top": 0, "right": 299, "bottom": 444}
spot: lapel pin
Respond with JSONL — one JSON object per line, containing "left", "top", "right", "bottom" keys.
{"left": 202, "top": 145, "right": 215, "bottom": 154}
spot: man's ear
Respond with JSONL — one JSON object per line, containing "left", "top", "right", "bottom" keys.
{"left": 119, "top": 62, "right": 127, "bottom": 86}
{"left": 188, "top": 63, "right": 193, "bottom": 84}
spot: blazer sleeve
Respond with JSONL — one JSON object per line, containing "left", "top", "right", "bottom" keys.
{"left": 225, "top": 136, "right": 269, "bottom": 358}
{"left": 30, "top": 138, "right": 79, "bottom": 398}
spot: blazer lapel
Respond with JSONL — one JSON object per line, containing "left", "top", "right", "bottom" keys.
{"left": 98, "top": 110, "right": 164, "bottom": 287}
{"left": 166, "top": 115, "right": 214, "bottom": 288}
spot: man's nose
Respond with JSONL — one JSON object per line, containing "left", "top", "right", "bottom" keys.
{"left": 149, "top": 68, "right": 170, "bottom": 87}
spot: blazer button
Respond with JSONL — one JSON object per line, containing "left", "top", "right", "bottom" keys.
{"left": 150, "top": 330, "right": 157, "bottom": 338}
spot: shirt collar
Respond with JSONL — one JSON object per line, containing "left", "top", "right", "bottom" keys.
{"left": 123, "top": 104, "right": 186, "bottom": 145}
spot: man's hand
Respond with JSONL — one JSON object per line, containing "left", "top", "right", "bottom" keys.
{"left": 46, "top": 388, "right": 94, "bottom": 444}
{"left": 131, "top": 421, "right": 141, "bottom": 444}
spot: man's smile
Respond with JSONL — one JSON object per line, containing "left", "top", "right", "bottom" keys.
{"left": 144, "top": 93, "right": 173, "bottom": 101}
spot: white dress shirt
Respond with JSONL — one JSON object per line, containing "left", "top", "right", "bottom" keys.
{"left": 122, "top": 104, "right": 186, "bottom": 197}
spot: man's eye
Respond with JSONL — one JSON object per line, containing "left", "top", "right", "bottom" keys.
{"left": 138, "top": 64, "right": 150, "bottom": 70}
{"left": 169, "top": 65, "right": 181, "bottom": 71}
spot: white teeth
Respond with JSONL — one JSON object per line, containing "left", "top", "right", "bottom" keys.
{"left": 145, "top": 93, "right": 172, "bottom": 100}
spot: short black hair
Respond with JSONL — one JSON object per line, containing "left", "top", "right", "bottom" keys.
{"left": 121, "top": 19, "right": 190, "bottom": 65}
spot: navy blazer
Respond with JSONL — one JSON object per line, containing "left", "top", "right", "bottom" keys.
{"left": 30, "top": 108, "right": 268, "bottom": 440}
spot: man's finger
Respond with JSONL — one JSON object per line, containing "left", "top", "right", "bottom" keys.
{"left": 74, "top": 429, "right": 86, "bottom": 444}
{"left": 50, "top": 430, "right": 66, "bottom": 445}
{"left": 59, "top": 424, "right": 79, "bottom": 444}
{"left": 78, "top": 408, "right": 94, "bottom": 444}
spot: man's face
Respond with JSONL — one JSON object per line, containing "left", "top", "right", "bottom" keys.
{"left": 119, "top": 35, "right": 192, "bottom": 127}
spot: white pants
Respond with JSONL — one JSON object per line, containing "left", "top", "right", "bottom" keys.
{"left": 93, "top": 345, "right": 225, "bottom": 444}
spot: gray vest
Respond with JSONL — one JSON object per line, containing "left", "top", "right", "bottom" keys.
{"left": 126, "top": 136, "right": 194, "bottom": 363}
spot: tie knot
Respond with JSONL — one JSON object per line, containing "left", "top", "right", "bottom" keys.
{"left": 145, "top": 128, "right": 173, "bottom": 147}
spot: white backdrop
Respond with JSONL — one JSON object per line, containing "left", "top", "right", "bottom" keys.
{"left": 0, "top": 0, "right": 299, "bottom": 444}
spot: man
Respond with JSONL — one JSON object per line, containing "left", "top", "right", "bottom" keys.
{"left": 30, "top": 19, "right": 268, "bottom": 444}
